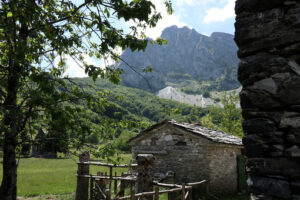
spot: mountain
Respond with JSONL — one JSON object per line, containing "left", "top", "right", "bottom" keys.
{"left": 114, "top": 25, "right": 240, "bottom": 93}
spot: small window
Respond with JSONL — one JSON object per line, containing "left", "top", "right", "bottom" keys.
{"left": 175, "top": 141, "right": 186, "bottom": 146}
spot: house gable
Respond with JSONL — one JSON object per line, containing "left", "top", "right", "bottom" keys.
{"left": 128, "top": 123, "right": 213, "bottom": 147}
{"left": 128, "top": 119, "right": 242, "bottom": 147}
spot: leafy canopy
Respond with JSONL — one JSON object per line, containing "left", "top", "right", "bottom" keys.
{"left": 0, "top": 0, "right": 173, "bottom": 152}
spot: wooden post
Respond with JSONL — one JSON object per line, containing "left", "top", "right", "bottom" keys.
{"left": 96, "top": 172, "right": 103, "bottom": 190}
{"left": 135, "top": 154, "right": 154, "bottom": 200}
{"left": 109, "top": 166, "right": 113, "bottom": 190}
{"left": 114, "top": 172, "right": 118, "bottom": 193}
{"left": 90, "top": 176, "right": 94, "bottom": 200}
{"left": 130, "top": 182, "right": 133, "bottom": 194}
{"left": 188, "top": 188, "right": 192, "bottom": 200}
{"left": 105, "top": 189, "right": 111, "bottom": 200}
{"left": 110, "top": 166, "right": 113, "bottom": 178}
{"left": 155, "top": 187, "right": 159, "bottom": 200}
{"left": 119, "top": 172, "right": 125, "bottom": 197}
{"left": 130, "top": 189, "right": 135, "bottom": 200}
{"left": 181, "top": 184, "right": 185, "bottom": 200}
{"left": 75, "top": 151, "right": 90, "bottom": 200}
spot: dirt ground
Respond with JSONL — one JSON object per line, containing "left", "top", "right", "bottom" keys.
{"left": 17, "top": 193, "right": 74, "bottom": 200}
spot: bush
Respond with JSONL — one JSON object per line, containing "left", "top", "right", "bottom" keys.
{"left": 86, "top": 134, "right": 99, "bottom": 144}
{"left": 114, "top": 138, "right": 131, "bottom": 152}
{"left": 203, "top": 91, "right": 210, "bottom": 98}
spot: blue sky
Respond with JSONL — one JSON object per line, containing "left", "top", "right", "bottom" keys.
{"left": 141, "top": 0, "right": 236, "bottom": 38}
{"left": 65, "top": 0, "right": 236, "bottom": 77}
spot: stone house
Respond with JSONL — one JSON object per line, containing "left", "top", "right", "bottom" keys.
{"left": 128, "top": 119, "right": 244, "bottom": 194}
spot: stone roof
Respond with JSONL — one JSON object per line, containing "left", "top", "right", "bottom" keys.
{"left": 129, "top": 119, "right": 243, "bottom": 146}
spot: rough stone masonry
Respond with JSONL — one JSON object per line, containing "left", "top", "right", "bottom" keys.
{"left": 234, "top": 0, "right": 300, "bottom": 199}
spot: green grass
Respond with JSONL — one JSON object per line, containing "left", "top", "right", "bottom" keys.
{"left": 0, "top": 154, "right": 132, "bottom": 197}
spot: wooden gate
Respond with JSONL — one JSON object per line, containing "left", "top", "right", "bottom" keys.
{"left": 75, "top": 153, "right": 207, "bottom": 200}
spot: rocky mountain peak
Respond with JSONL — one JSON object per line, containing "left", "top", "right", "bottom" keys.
{"left": 114, "top": 26, "right": 239, "bottom": 92}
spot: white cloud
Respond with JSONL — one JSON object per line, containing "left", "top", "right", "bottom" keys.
{"left": 177, "top": 0, "right": 217, "bottom": 6}
{"left": 128, "top": 0, "right": 187, "bottom": 39}
{"left": 63, "top": 54, "right": 96, "bottom": 78}
{"left": 203, "top": 0, "right": 235, "bottom": 23}
{"left": 177, "top": 0, "right": 198, "bottom": 6}
{"left": 99, "top": 47, "right": 123, "bottom": 67}
{"left": 57, "top": 47, "right": 123, "bottom": 78}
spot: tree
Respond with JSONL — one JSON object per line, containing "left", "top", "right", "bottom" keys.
{"left": 0, "top": 1, "right": 172, "bottom": 199}
{"left": 218, "top": 91, "right": 243, "bottom": 137}
{"left": 199, "top": 113, "right": 218, "bottom": 130}
{"left": 199, "top": 91, "right": 243, "bottom": 138}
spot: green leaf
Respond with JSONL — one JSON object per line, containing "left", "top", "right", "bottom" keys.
{"left": 142, "top": 66, "right": 153, "bottom": 73}
{"left": 7, "top": 12, "right": 13, "bottom": 18}
{"left": 104, "top": 8, "right": 110, "bottom": 18}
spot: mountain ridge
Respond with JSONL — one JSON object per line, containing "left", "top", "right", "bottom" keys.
{"left": 114, "top": 25, "right": 240, "bottom": 93}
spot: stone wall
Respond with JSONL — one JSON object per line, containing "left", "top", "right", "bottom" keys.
{"left": 235, "top": 0, "right": 300, "bottom": 199}
{"left": 208, "top": 146, "right": 241, "bottom": 194}
{"left": 130, "top": 124, "right": 242, "bottom": 194}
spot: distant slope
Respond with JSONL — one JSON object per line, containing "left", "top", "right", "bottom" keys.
{"left": 157, "top": 86, "right": 220, "bottom": 107}
{"left": 157, "top": 86, "right": 241, "bottom": 108}
{"left": 72, "top": 78, "right": 209, "bottom": 123}
{"left": 114, "top": 25, "right": 240, "bottom": 92}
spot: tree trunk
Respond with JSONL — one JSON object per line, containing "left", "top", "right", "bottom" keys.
{"left": 0, "top": 97, "right": 19, "bottom": 200}
{"left": 0, "top": 62, "right": 20, "bottom": 200}
{"left": 0, "top": 132, "right": 18, "bottom": 200}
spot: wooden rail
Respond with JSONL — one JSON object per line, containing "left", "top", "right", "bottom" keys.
{"left": 81, "top": 172, "right": 207, "bottom": 200}
{"left": 112, "top": 180, "right": 207, "bottom": 200}
{"left": 77, "top": 174, "right": 136, "bottom": 182}
{"left": 83, "top": 173, "right": 206, "bottom": 200}
{"left": 154, "top": 180, "right": 207, "bottom": 188}
{"left": 80, "top": 161, "right": 137, "bottom": 168}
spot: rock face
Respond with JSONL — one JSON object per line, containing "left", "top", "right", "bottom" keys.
{"left": 114, "top": 26, "right": 239, "bottom": 92}
{"left": 156, "top": 86, "right": 219, "bottom": 107}
{"left": 235, "top": 0, "right": 300, "bottom": 199}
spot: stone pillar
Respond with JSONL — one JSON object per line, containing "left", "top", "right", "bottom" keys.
{"left": 75, "top": 151, "right": 90, "bottom": 200}
{"left": 135, "top": 154, "right": 154, "bottom": 200}
{"left": 235, "top": 1, "right": 300, "bottom": 199}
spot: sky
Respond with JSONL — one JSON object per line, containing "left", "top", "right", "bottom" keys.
{"left": 64, "top": 0, "right": 236, "bottom": 77}
{"left": 142, "top": 0, "right": 236, "bottom": 38}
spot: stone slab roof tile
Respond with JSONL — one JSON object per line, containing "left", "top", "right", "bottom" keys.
{"left": 129, "top": 119, "right": 242, "bottom": 146}
{"left": 168, "top": 119, "right": 242, "bottom": 146}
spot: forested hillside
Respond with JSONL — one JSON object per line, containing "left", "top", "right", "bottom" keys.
{"left": 72, "top": 77, "right": 208, "bottom": 123}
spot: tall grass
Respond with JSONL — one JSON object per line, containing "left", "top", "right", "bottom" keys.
{"left": 0, "top": 154, "right": 132, "bottom": 197}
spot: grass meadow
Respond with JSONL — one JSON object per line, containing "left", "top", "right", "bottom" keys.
{"left": 0, "top": 154, "right": 132, "bottom": 197}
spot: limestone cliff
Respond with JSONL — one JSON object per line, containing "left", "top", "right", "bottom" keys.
{"left": 114, "top": 26, "right": 239, "bottom": 92}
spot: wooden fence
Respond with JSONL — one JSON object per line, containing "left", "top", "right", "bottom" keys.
{"left": 75, "top": 152, "right": 207, "bottom": 200}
